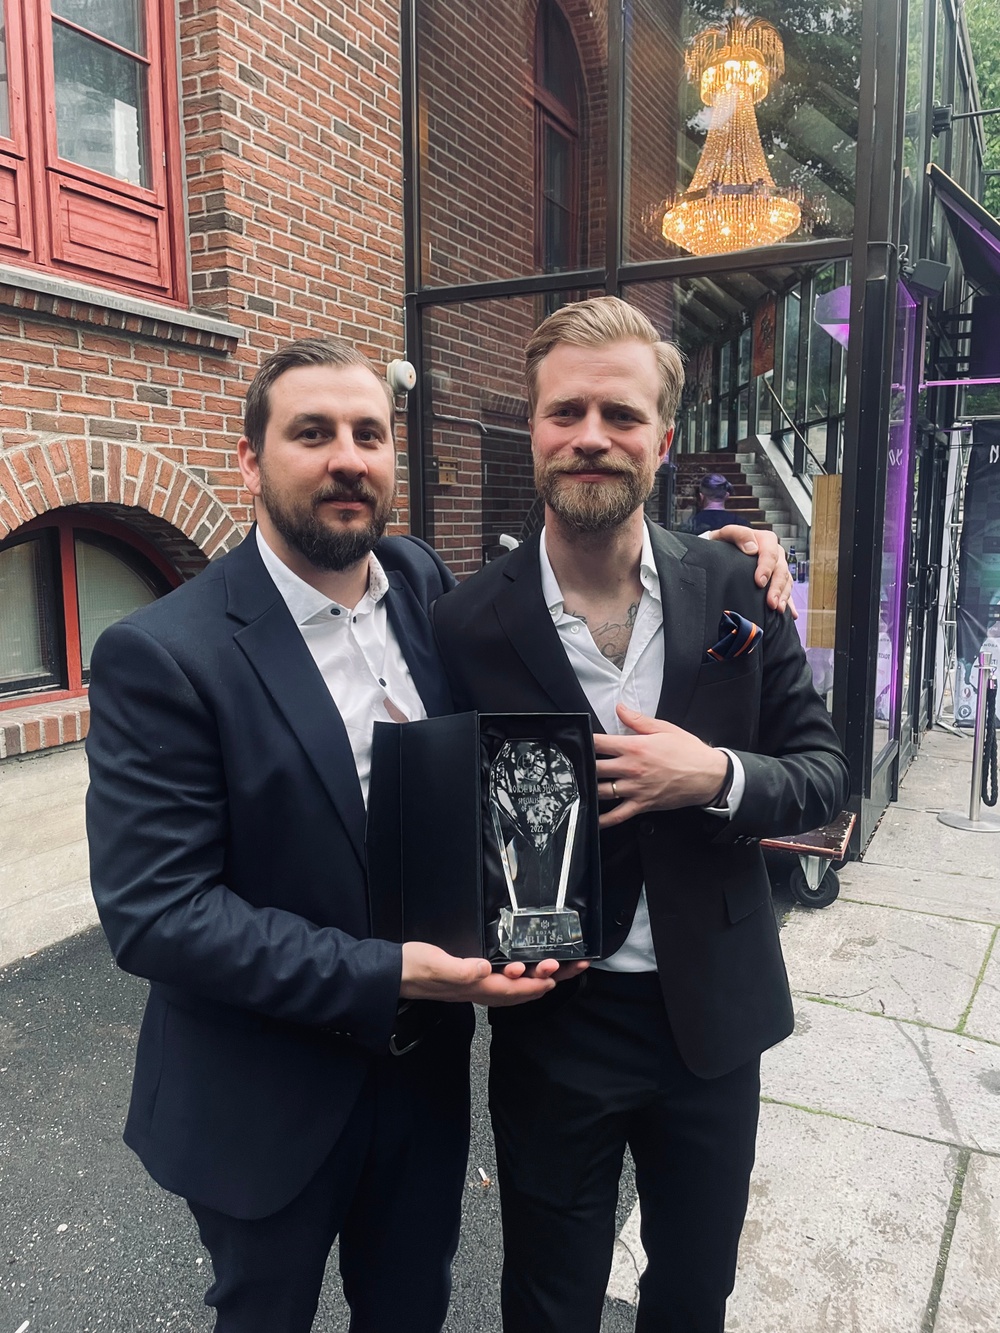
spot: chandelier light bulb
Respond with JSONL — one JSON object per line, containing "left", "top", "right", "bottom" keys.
{"left": 662, "top": 13, "right": 802, "bottom": 257}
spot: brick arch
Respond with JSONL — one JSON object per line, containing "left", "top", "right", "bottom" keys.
{"left": 0, "top": 439, "right": 243, "bottom": 559}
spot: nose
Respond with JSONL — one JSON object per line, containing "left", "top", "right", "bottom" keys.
{"left": 573, "top": 404, "right": 611, "bottom": 455}
{"left": 327, "top": 425, "right": 368, "bottom": 477}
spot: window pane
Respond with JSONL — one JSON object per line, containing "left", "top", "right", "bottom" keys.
{"left": 51, "top": 0, "right": 145, "bottom": 55}
{"left": 540, "top": 0, "right": 579, "bottom": 119}
{"left": 625, "top": 0, "right": 861, "bottom": 262}
{"left": 53, "top": 23, "right": 148, "bottom": 186}
{"left": 0, "top": 22, "right": 10, "bottom": 140}
{"left": 416, "top": 0, "right": 604, "bottom": 287}
{"left": 0, "top": 541, "right": 58, "bottom": 687}
{"left": 75, "top": 536, "right": 157, "bottom": 671}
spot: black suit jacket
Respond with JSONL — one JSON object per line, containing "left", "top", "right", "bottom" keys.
{"left": 86, "top": 531, "right": 459, "bottom": 1219}
{"left": 432, "top": 523, "right": 849, "bottom": 1078}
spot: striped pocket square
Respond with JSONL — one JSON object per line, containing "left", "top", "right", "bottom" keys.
{"left": 706, "top": 610, "right": 762, "bottom": 663}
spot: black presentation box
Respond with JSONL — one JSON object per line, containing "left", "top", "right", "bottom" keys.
{"left": 367, "top": 712, "right": 602, "bottom": 963}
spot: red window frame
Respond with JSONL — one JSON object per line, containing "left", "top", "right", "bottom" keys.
{"left": 0, "top": 0, "right": 187, "bottom": 302}
{"left": 0, "top": 510, "right": 181, "bottom": 711}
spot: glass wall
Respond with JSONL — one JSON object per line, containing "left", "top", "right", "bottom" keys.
{"left": 623, "top": 0, "right": 862, "bottom": 264}
{"left": 624, "top": 261, "right": 848, "bottom": 711}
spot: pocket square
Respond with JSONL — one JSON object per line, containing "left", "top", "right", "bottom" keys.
{"left": 707, "top": 610, "right": 762, "bottom": 663}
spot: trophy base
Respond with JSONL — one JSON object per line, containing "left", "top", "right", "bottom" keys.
{"left": 498, "top": 907, "right": 586, "bottom": 960}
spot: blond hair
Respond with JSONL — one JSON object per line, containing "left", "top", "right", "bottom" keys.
{"left": 525, "top": 296, "right": 684, "bottom": 436}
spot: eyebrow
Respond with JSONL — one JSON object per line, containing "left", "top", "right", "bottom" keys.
{"left": 545, "top": 396, "right": 650, "bottom": 418}
{"left": 287, "top": 412, "right": 387, "bottom": 432}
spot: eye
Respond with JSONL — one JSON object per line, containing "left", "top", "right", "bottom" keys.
{"left": 299, "top": 428, "right": 326, "bottom": 443}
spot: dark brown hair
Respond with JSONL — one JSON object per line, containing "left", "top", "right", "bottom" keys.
{"left": 243, "top": 338, "right": 393, "bottom": 453}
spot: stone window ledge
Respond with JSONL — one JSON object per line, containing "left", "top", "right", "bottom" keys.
{"left": 0, "top": 695, "right": 90, "bottom": 758}
{"left": 0, "top": 264, "right": 242, "bottom": 353}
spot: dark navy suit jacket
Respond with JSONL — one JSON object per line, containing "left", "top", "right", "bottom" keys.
{"left": 86, "top": 531, "right": 457, "bottom": 1219}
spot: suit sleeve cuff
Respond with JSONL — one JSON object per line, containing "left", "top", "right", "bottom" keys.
{"left": 702, "top": 749, "right": 746, "bottom": 819}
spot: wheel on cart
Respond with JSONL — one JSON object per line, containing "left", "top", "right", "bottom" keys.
{"left": 789, "top": 862, "right": 840, "bottom": 909}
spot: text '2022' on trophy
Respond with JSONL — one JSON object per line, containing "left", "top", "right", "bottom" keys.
{"left": 489, "top": 740, "right": 586, "bottom": 960}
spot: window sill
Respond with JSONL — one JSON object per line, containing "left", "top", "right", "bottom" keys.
{"left": 0, "top": 693, "right": 90, "bottom": 758}
{"left": 0, "top": 264, "right": 242, "bottom": 353}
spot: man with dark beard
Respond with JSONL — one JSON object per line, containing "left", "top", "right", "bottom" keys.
{"left": 84, "top": 338, "right": 574, "bottom": 1333}
{"left": 432, "top": 298, "right": 849, "bottom": 1333}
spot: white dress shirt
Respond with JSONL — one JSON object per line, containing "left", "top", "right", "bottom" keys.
{"left": 256, "top": 529, "right": 426, "bottom": 803}
{"left": 538, "top": 525, "right": 745, "bottom": 972}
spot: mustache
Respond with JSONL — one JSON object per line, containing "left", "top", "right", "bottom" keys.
{"left": 546, "top": 460, "right": 637, "bottom": 477}
{"left": 313, "top": 481, "right": 380, "bottom": 506}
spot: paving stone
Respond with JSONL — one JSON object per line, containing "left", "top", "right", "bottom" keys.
{"left": 607, "top": 1103, "right": 956, "bottom": 1332}
{"left": 839, "top": 861, "right": 1000, "bottom": 926}
{"left": 762, "top": 999, "right": 1000, "bottom": 1153}
{"left": 935, "top": 1152, "right": 1000, "bottom": 1333}
{"left": 782, "top": 899, "right": 993, "bottom": 1029}
{"left": 964, "top": 938, "right": 1000, "bottom": 1044}
{"left": 728, "top": 1104, "right": 956, "bottom": 1332}
{"left": 863, "top": 806, "right": 999, "bottom": 881}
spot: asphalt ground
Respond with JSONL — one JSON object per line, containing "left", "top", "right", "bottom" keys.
{"left": 0, "top": 927, "right": 641, "bottom": 1333}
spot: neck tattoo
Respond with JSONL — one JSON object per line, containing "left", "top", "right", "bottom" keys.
{"left": 566, "top": 599, "right": 640, "bottom": 671}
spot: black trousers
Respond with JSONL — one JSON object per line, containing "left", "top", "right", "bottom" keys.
{"left": 489, "top": 971, "right": 761, "bottom": 1333}
{"left": 187, "top": 1016, "right": 472, "bottom": 1333}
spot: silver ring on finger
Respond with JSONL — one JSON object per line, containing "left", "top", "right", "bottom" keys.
{"left": 611, "top": 781, "right": 619, "bottom": 799}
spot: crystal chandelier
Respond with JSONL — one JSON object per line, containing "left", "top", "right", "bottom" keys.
{"left": 662, "top": 12, "right": 802, "bottom": 256}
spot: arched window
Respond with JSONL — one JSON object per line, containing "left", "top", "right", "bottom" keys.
{"left": 534, "top": 0, "right": 584, "bottom": 274}
{"left": 0, "top": 510, "right": 179, "bottom": 706}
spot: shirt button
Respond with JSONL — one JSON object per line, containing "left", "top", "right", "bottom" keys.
{"left": 331, "top": 608, "right": 340, "bottom": 616}
{"left": 570, "top": 625, "right": 580, "bottom": 634}
{"left": 353, "top": 616, "right": 357, "bottom": 623}
{"left": 378, "top": 677, "right": 386, "bottom": 687}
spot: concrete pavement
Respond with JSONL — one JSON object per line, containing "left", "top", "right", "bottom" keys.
{"left": 606, "top": 728, "right": 1000, "bottom": 1331}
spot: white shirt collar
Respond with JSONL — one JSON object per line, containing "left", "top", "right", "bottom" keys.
{"left": 538, "top": 522, "right": 661, "bottom": 622}
{"left": 256, "top": 527, "right": 389, "bottom": 627}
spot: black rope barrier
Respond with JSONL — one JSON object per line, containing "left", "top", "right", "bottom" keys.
{"left": 983, "top": 674, "right": 998, "bottom": 809}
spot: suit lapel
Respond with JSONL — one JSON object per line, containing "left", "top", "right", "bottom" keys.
{"left": 493, "top": 536, "right": 605, "bottom": 730}
{"left": 224, "top": 536, "right": 367, "bottom": 869}
{"left": 384, "top": 571, "right": 452, "bottom": 717}
{"left": 648, "top": 522, "right": 708, "bottom": 724}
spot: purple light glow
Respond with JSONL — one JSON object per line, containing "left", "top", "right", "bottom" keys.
{"left": 921, "top": 377, "right": 1000, "bottom": 388}
{"left": 813, "top": 284, "right": 852, "bottom": 348}
{"left": 875, "top": 282, "right": 918, "bottom": 745}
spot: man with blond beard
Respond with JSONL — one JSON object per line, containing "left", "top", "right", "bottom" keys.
{"left": 433, "top": 297, "right": 848, "bottom": 1333}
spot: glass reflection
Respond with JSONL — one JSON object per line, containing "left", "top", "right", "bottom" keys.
{"left": 625, "top": 0, "right": 861, "bottom": 262}
{"left": 52, "top": 0, "right": 145, "bottom": 54}
{"left": 53, "top": 23, "right": 148, "bottom": 186}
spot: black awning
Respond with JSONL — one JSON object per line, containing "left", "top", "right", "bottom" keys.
{"left": 928, "top": 163, "right": 1000, "bottom": 295}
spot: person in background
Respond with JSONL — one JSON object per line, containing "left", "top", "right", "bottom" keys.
{"left": 688, "top": 472, "right": 750, "bottom": 535}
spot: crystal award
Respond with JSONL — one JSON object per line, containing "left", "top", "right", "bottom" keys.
{"left": 489, "top": 740, "right": 585, "bottom": 959}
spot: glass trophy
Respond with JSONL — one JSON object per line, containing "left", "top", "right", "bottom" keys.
{"left": 489, "top": 740, "right": 586, "bottom": 959}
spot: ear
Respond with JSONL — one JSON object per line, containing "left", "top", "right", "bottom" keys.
{"left": 237, "top": 436, "right": 263, "bottom": 498}
{"left": 657, "top": 425, "right": 674, "bottom": 467}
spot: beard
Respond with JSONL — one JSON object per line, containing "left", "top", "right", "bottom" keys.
{"left": 258, "top": 469, "right": 395, "bottom": 571}
{"left": 534, "top": 454, "right": 656, "bottom": 533}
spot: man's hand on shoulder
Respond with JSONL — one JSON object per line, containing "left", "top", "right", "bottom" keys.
{"left": 400, "top": 941, "right": 587, "bottom": 1006}
{"left": 706, "top": 525, "right": 796, "bottom": 619}
{"left": 594, "top": 705, "right": 729, "bottom": 827}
